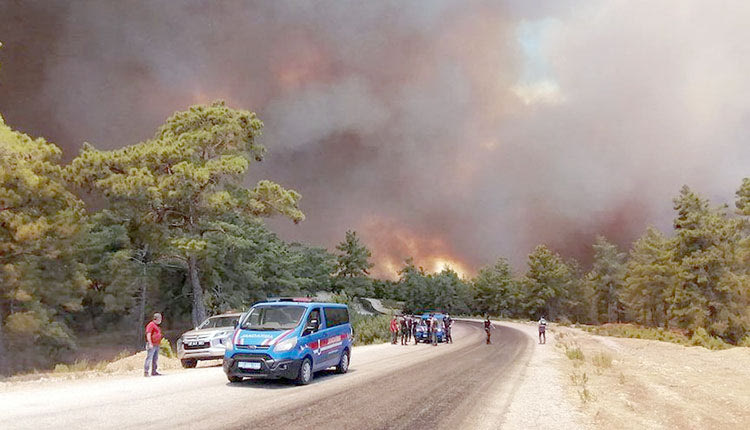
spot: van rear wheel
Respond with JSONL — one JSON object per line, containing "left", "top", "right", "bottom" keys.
{"left": 294, "top": 358, "right": 313, "bottom": 385}
{"left": 335, "top": 349, "right": 350, "bottom": 374}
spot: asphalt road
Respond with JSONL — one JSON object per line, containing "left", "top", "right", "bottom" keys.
{"left": 1, "top": 321, "right": 530, "bottom": 430}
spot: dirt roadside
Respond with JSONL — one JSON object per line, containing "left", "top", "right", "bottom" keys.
{"left": 548, "top": 324, "right": 750, "bottom": 429}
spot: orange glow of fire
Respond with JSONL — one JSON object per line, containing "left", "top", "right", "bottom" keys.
{"left": 361, "top": 216, "right": 473, "bottom": 280}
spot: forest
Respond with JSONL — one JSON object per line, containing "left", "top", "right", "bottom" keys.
{"left": 2, "top": 100, "right": 749, "bottom": 374}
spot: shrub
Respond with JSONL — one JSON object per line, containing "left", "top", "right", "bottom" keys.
{"left": 689, "top": 328, "right": 730, "bottom": 350}
{"left": 159, "top": 338, "right": 176, "bottom": 358}
{"left": 739, "top": 334, "right": 750, "bottom": 348}
{"left": 591, "top": 352, "right": 613, "bottom": 368}
{"left": 351, "top": 313, "right": 391, "bottom": 345}
{"left": 565, "top": 346, "right": 585, "bottom": 361}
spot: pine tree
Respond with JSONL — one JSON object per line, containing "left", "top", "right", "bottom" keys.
{"left": 671, "top": 186, "right": 749, "bottom": 340}
{"left": 472, "top": 258, "right": 518, "bottom": 317}
{"left": 0, "top": 115, "right": 87, "bottom": 373}
{"left": 334, "top": 230, "right": 374, "bottom": 296}
{"left": 519, "top": 245, "right": 574, "bottom": 320}
{"left": 585, "top": 236, "right": 626, "bottom": 323}
{"left": 67, "top": 102, "right": 304, "bottom": 326}
{"left": 622, "top": 227, "right": 681, "bottom": 327}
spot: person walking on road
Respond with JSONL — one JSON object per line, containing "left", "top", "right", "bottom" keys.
{"left": 484, "top": 316, "right": 492, "bottom": 344}
{"left": 390, "top": 315, "right": 399, "bottom": 344}
{"left": 538, "top": 316, "right": 547, "bottom": 344}
{"left": 444, "top": 314, "right": 453, "bottom": 344}
{"left": 144, "top": 312, "right": 163, "bottom": 377}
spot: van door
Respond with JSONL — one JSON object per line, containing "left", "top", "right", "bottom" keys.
{"left": 321, "top": 307, "right": 348, "bottom": 367}
{"left": 300, "top": 308, "right": 326, "bottom": 371}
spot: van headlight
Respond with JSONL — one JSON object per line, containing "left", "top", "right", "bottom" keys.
{"left": 274, "top": 337, "right": 298, "bottom": 352}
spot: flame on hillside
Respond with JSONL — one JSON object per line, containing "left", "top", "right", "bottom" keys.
{"left": 361, "top": 216, "right": 472, "bottom": 280}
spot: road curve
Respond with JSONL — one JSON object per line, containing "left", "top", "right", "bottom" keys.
{"left": 1, "top": 321, "right": 530, "bottom": 430}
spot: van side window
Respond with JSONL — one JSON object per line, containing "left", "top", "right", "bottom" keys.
{"left": 306, "top": 308, "right": 321, "bottom": 331}
{"left": 323, "top": 307, "right": 349, "bottom": 328}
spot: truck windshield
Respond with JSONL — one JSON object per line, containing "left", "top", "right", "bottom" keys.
{"left": 199, "top": 316, "right": 239, "bottom": 329}
{"left": 240, "top": 305, "right": 306, "bottom": 331}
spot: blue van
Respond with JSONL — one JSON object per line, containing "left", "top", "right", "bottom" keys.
{"left": 415, "top": 313, "right": 446, "bottom": 343}
{"left": 223, "top": 299, "right": 353, "bottom": 385}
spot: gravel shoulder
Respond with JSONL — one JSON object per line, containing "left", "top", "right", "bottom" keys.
{"left": 549, "top": 325, "right": 750, "bottom": 429}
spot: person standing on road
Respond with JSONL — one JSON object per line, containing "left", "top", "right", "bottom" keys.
{"left": 144, "top": 312, "right": 163, "bottom": 377}
{"left": 413, "top": 317, "right": 420, "bottom": 345}
{"left": 484, "top": 316, "right": 492, "bottom": 344}
{"left": 400, "top": 315, "right": 409, "bottom": 345}
{"left": 405, "top": 315, "right": 412, "bottom": 344}
{"left": 538, "top": 316, "right": 547, "bottom": 344}
{"left": 430, "top": 314, "right": 439, "bottom": 346}
{"left": 390, "top": 315, "right": 399, "bottom": 344}
{"left": 444, "top": 314, "right": 453, "bottom": 344}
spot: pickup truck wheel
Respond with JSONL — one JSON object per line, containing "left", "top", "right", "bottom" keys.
{"left": 294, "top": 358, "right": 313, "bottom": 385}
{"left": 335, "top": 349, "right": 350, "bottom": 374}
{"left": 181, "top": 359, "right": 197, "bottom": 368}
{"left": 227, "top": 375, "right": 243, "bottom": 383}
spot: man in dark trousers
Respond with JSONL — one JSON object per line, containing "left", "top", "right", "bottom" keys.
{"left": 484, "top": 316, "right": 492, "bottom": 344}
{"left": 144, "top": 312, "right": 163, "bottom": 377}
{"left": 444, "top": 314, "right": 453, "bottom": 344}
{"left": 413, "top": 317, "right": 420, "bottom": 345}
{"left": 400, "top": 315, "right": 409, "bottom": 345}
{"left": 538, "top": 316, "right": 547, "bottom": 344}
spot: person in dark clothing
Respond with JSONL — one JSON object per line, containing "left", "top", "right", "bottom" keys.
{"left": 413, "top": 318, "right": 419, "bottom": 345}
{"left": 484, "top": 316, "right": 492, "bottom": 344}
{"left": 444, "top": 314, "right": 453, "bottom": 344}
{"left": 405, "top": 316, "right": 412, "bottom": 343}
{"left": 400, "top": 316, "right": 408, "bottom": 345}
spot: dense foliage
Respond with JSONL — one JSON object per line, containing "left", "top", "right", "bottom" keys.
{"left": 1, "top": 98, "right": 748, "bottom": 374}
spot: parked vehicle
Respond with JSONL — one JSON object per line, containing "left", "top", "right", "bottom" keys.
{"left": 223, "top": 299, "right": 352, "bottom": 385}
{"left": 414, "top": 313, "right": 446, "bottom": 343}
{"left": 177, "top": 313, "right": 242, "bottom": 368}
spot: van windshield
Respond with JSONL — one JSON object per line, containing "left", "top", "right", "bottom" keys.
{"left": 240, "top": 305, "right": 306, "bottom": 331}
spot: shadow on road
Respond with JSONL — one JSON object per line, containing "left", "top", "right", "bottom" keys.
{"left": 225, "top": 369, "right": 358, "bottom": 389}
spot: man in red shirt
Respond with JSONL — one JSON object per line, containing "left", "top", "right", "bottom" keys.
{"left": 390, "top": 315, "right": 399, "bottom": 344}
{"left": 144, "top": 313, "right": 163, "bottom": 377}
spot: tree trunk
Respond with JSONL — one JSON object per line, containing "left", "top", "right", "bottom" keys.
{"left": 189, "top": 254, "right": 206, "bottom": 327}
{"left": 135, "top": 280, "right": 147, "bottom": 349}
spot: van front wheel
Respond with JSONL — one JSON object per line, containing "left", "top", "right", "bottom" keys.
{"left": 295, "top": 358, "right": 313, "bottom": 385}
{"left": 336, "top": 350, "right": 350, "bottom": 374}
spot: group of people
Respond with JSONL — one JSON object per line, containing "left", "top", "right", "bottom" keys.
{"left": 390, "top": 313, "right": 454, "bottom": 346}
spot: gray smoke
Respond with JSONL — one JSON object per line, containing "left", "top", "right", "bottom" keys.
{"left": 1, "top": 1, "right": 748, "bottom": 277}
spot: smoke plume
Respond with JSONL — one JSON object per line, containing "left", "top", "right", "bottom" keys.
{"left": 1, "top": 1, "right": 749, "bottom": 277}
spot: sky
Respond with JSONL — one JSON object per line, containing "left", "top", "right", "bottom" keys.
{"left": 1, "top": 0, "right": 749, "bottom": 278}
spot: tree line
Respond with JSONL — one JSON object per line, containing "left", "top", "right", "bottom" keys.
{"left": 2, "top": 101, "right": 749, "bottom": 374}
